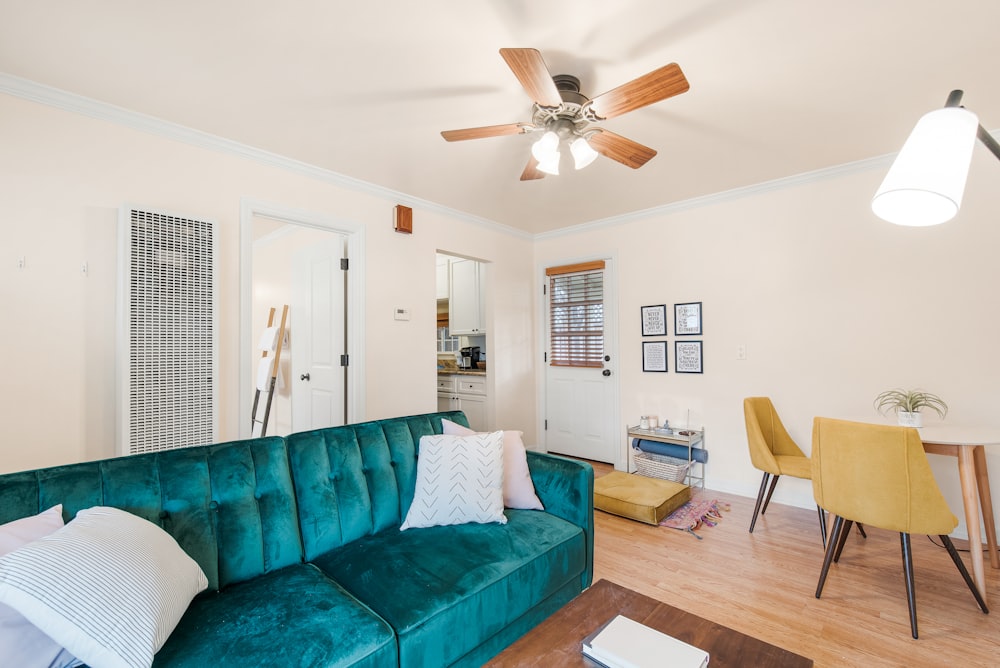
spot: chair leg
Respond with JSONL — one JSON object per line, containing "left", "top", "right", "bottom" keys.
{"left": 816, "top": 515, "right": 845, "bottom": 599}
{"left": 834, "top": 520, "right": 853, "bottom": 563}
{"left": 857, "top": 523, "right": 867, "bottom": 539}
{"left": 761, "top": 474, "right": 780, "bottom": 515}
{"left": 900, "top": 533, "right": 918, "bottom": 639}
{"left": 940, "top": 535, "right": 989, "bottom": 614}
{"left": 749, "top": 472, "right": 771, "bottom": 533}
{"left": 816, "top": 506, "right": 827, "bottom": 548}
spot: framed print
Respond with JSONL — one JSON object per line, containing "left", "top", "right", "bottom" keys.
{"left": 674, "top": 302, "right": 702, "bottom": 336}
{"left": 675, "top": 340, "right": 703, "bottom": 374}
{"left": 640, "top": 304, "right": 667, "bottom": 337}
{"left": 642, "top": 341, "right": 668, "bottom": 372}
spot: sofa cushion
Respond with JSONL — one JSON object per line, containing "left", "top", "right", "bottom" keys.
{"left": 0, "top": 505, "right": 80, "bottom": 668}
{"left": 441, "top": 419, "right": 544, "bottom": 510}
{"left": 154, "top": 563, "right": 396, "bottom": 668}
{"left": 400, "top": 432, "right": 506, "bottom": 530}
{"left": 0, "top": 506, "right": 208, "bottom": 668}
{"left": 312, "top": 508, "right": 586, "bottom": 668}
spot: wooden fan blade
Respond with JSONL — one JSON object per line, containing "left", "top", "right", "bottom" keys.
{"left": 587, "top": 130, "right": 657, "bottom": 169}
{"left": 499, "top": 48, "right": 563, "bottom": 107}
{"left": 520, "top": 156, "right": 546, "bottom": 181}
{"left": 441, "top": 123, "right": 530, "bottom": 142}
{"left": 588, "top": 63, "right": 689, "bottom": 120}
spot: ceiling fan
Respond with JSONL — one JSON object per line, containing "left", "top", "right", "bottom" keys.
{"left": 441, "top": 48, "right": 689, "bottom": 181}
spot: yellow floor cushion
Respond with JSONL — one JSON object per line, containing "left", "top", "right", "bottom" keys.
{"left": 593, "top": 471, "right": 691, "bottom": 525}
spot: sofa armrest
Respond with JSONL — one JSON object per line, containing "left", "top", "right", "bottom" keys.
{"left": 525, "top": 451, "right": 594, "bottom": 589}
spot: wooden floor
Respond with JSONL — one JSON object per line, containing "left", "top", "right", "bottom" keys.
{"left": 587, "top": 461, "right": 1000, "bottom": 667}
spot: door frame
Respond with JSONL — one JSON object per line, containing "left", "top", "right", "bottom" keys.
{"left": 239, "top": 198, "right": 366, "bottom": 438}
{"left": 536, "top": 252, "right": 623, "bottom": 470}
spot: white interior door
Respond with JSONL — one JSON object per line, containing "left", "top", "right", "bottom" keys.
{"left": 544, "top": 260, "right": 618, "bottom": 464}
{"left": 291, "top": 237, "right": 346, "bottom": 430}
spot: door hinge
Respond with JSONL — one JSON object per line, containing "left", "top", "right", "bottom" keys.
{"left": 340, "top": 354, "right": 349, "bottom": 366}
{"left": 542, "top": 284, "right": 547, "bottom": 295}
{"left": 544, "top": 419, "right": 548, "bottom": 430}
{"left": 340, "top": 258, "right": 349, "bottom": 271}
{"left": 544, "top": 352, "right": 547, "bottom": 363}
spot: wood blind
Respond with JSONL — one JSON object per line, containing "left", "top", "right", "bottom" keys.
{"left": 547, "top": 262, "right": 605, "bottom": 368}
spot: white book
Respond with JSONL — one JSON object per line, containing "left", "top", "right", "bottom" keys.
{"left": 582, "top": 615, "right": 709, "bottom": 668}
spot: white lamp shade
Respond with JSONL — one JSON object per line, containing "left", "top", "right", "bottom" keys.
{"left": 531, "top": 131, "right": 561, "bottom": 175}
{"left": 872, "top": 106, "right": 979, "bottom": 226}
{"left": 536, "top": 153, "right": 560, "bottom": 175}
{"left": 531, "top": 131, "right": 559, "bottom": 162}
{"left": 571, "top": 137, "right": 598, "bottom": 170}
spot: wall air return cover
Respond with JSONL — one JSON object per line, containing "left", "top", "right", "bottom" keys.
{"left": 118, "top": 206, "right": 218, "bottom": 455}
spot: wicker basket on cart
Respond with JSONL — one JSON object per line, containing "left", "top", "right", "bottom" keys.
{"left": 633, "top": 449, "right": 692, "bottom": 483}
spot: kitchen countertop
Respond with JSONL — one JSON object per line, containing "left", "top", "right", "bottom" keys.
{"left": 437, "top": 369, "right": 487, "bottom": 376}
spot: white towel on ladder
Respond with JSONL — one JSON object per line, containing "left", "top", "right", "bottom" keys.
{"left": 256, "top": 356, "right": 283, "bottom": 392}
{"left": 258, "top": 326, "right": 280, "bottom": 352}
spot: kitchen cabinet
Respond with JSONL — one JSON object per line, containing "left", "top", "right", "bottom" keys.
{"left": 449, "top": 259, "right": 485, "bottom": 335}
{"left": 437, "top": 374, "right": 487, "bottom": 431}
{"left": 435, "top": 256, "right": 450, "bottom": 300}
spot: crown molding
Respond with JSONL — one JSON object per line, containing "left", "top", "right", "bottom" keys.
{"left": 0, "top": 72, "right": 531, "bottom": 241}
{"left": 6, "top": 71, "right": 995, "bottom": 244}
{"left": 536, "top": 127, "right": 1000, "bottom": 240}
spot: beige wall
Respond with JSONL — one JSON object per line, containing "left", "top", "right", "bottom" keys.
{"left": 5, "top": 85, "right": 999, "bottom": 540}
{"left": 535, "top": 149, "right": 1000, "bottom": 537}
{"left": 0, "top": 93, "right": 536, "bottom": 473}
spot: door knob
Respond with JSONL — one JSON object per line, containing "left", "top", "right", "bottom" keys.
{"left": 300, "top": 373, "right": 311, "bottom": 381}
{"left": 602, "top": 369, "right": 611, "bottom": 377}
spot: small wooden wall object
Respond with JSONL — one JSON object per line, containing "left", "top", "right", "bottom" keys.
{"left": 394, "top": 205, "right": 413, "bottom": 234}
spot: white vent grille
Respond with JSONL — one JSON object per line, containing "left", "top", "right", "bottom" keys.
{"left": 119, "top": 207, "right": 217, "bottom": 455}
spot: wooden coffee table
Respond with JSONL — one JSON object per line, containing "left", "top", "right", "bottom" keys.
{"left": 487, "top": 579, "right": 812, "bottom": 667}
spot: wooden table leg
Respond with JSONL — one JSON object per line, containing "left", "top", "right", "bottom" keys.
{"left": 958, "top": 447, "right": 987, "bottom": 601}
{"left": 972, "top": 445, "right": 1000, "bottom": 569}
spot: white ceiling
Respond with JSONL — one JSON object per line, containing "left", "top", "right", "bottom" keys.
{"left": 2, "top": 1, "right": 999, "bottom": 234}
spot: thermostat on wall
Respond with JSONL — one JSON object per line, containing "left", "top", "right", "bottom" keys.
{"left": 394, "top": 307, "right": 410, "bottom": 321}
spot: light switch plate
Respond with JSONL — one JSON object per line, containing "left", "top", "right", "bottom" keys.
{"left": 394, "top": 307, "right": 410, "bottom": 321}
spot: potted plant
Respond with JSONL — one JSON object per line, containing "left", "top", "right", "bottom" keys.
{"left": 873, "top": 388, "right": 948, "bottom": 428}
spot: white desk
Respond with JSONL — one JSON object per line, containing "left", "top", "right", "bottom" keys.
{"left": 917, "top": 426, "right": 1000, "bottom": 602}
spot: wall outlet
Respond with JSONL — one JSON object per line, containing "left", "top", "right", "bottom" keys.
{"left": 736, "top": 344, "right": 747, "bottom": 360}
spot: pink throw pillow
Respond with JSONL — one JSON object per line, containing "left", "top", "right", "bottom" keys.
{"left": 441, "top": 419, "right": 544, "bottom": 510}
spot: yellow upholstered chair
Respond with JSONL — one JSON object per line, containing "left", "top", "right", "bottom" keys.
{"left": 811, "top": 417, "right": 988, "bottom": 638}
{"left": 743, "top": 397, "right": 827, "bottom": 544}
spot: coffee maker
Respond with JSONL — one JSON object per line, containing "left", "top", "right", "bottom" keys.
{"left": 459, "top": 346, "right": 481, "bottom": 369}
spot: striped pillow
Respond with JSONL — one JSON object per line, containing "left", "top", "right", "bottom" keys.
{"left": 400, "top": 432, "right": 507, "bottom": 530}
{"left": 0, "top": 506, "right": 208, "bottom": 668}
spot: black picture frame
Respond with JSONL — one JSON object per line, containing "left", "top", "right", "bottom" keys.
{"left": 674, "top": 302, "right": 703, "bottom": 336}
{"left": 640, "top": 304, "right": 667, "bottom": 337}
{"left": 675, "top": 340, "right": 703, "bottom": 374}
{"left": 642, "top": 341, "right": 668, "bottom": 372}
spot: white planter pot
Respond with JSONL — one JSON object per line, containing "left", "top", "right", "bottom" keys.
{"left": 898, "top": 411, "right": 923, "bottom": 428}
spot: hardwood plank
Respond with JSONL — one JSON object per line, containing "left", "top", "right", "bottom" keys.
{"left": 584, "top": 460, "right": 1000, "bottom": 667}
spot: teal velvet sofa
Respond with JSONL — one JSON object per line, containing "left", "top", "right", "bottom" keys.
{"left": 0, "top": 411, "right": 594, "bottom": 667}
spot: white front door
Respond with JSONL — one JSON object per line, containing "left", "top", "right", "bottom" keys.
{"left": 544, "top": 259, "right": 619, "bottom": 464}
{"left": 291, "top": 236, "right": 347, "bottom": 430}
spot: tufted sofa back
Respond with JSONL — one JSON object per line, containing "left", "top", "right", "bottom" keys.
{"left": 286, "top": 411, "right": 469, "bottom": 560}
{"left": 0, "top": 412, "right": 470, "bottom": 590}
{"left": 0, "top": 436, "right": 302, "bottom": 592}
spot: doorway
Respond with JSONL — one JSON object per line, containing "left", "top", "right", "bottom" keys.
{"left": 239, "top": 199, "right": 366, "bottom": 438}
{"left": 542, "top": 257, "right": 621, "bottom": 466}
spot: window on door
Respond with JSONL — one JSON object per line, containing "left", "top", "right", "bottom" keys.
{"left": 546, "top": 261, "right": 605, "bottom": 368}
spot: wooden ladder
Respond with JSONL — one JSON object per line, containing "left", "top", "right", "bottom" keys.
{"left": 251, "top": 305, "right": 289, "bottom": 437}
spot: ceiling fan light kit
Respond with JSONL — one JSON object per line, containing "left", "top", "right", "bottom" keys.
{"left": 873, "top": 89, "right": 1000, "bottom": 226}
{"left": 441, "top": 48, "right": 689, "bottom": 181}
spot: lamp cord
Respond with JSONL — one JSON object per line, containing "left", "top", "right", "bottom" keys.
{"left": 926, "top": 535, "right": 991, "bottom": 554}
